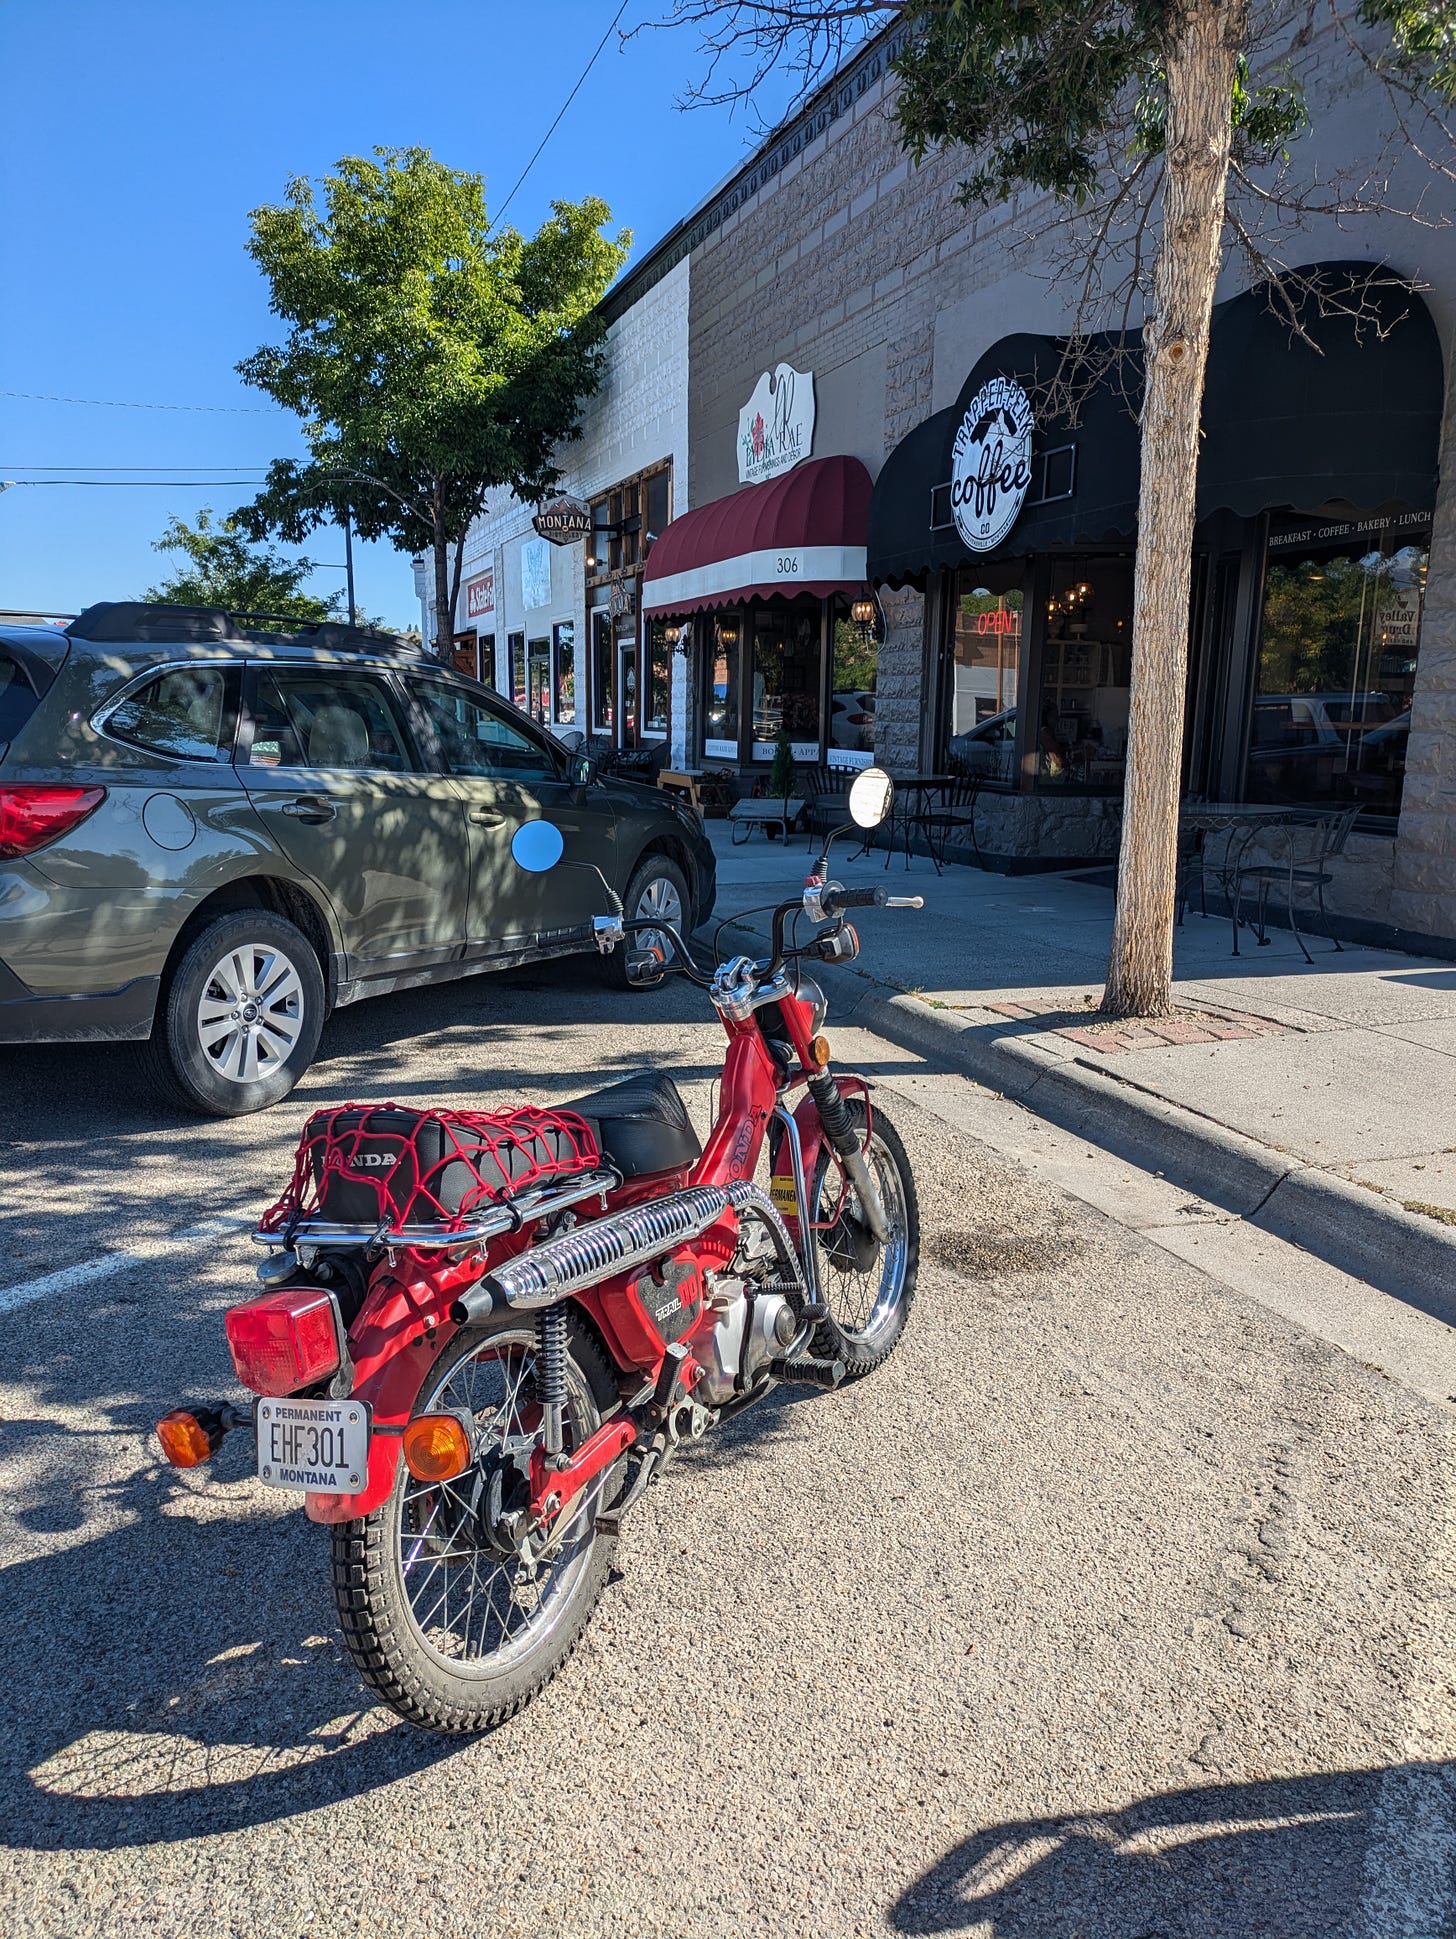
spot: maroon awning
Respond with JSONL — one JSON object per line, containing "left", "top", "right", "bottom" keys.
{"left": 642, "top": 454, "right": 871, "bottom": 615}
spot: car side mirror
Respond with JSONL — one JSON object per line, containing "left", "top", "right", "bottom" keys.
{"left": 569, "top": 753, "right": 592, "bottom": 788}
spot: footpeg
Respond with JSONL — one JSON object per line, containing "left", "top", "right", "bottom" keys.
{"left": 769, "top": 1355, "right": 846, "bottom": 1389}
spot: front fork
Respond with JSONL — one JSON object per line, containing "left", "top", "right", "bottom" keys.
{"left": 804, "top": 1070, "right": 890, "bottom": 1242}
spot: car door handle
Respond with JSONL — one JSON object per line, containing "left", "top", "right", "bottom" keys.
{"left": 279, "top": 796, "right": 336, "bottom": 823}
{"left": 467, "top": 807, "right": 506, "bottom": 827}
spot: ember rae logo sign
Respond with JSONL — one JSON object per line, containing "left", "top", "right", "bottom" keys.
{"left": 738, "top": 364, "right": 815, "bottom": 487}
{"left": 950, "top": 378, "right": 1035, "bottom": 552}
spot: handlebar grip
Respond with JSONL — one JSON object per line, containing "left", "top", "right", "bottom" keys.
{"left": 822, "top": 885, "right": 888, "bottom": 913}
{"left": 885, "top": 896, "right": 925, "bottom": 910}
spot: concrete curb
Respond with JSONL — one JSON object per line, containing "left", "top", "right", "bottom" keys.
{"left": 823, "top": 970, "right": 1456, "bottom": 1330}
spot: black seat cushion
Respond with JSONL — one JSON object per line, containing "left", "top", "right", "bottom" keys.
{"left": 566, "top": 1070, "right": 702, "bottom": 1180}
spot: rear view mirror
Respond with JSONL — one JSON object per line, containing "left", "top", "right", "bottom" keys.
{"left": 849, "top": 766, "right": 894, "bottom": 830}
{"left": 510, "top": 820, "right": 565, "bottom": 874}
{"left": 569, "top": 754, "right": 592, "bottom": 787}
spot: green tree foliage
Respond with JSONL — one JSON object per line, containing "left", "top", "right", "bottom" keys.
{"left": 235, "top": 146, "right": 629, "bottom": 653}
{"left": 144, "top": 509, "right": 338, "bottom": 621}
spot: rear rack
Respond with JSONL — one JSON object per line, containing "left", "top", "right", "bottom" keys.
{"left": 252, "top": 1166, "right": 620, "bottom": 1264}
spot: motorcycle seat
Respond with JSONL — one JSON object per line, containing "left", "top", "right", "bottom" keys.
{"left": 566, "top": 1069, "right": 702, "bottom": 1180}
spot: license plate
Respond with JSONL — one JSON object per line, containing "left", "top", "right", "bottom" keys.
{"left": 256, "top": 1397, "right": 370, "bottom": 1494}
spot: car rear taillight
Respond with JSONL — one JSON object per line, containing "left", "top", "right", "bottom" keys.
{"left": 0, "top": 785, "right": 106, "bottom": 858}
{"left": 224, "top": 1286, "right": 343, "bottom": 1397}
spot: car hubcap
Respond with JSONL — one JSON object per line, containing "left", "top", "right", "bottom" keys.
{"left": 634, "top": 874, "right": 683, "bottom": 958}
{"left": 197, "top": 944, "right": 304, "bottom": 1085}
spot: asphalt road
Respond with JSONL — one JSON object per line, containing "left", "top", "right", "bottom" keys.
{"left": 0, "top": 954, "right": 1452, "bottom": 1938}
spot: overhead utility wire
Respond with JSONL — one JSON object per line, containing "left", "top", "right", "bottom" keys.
{"left": 493, "top": 0, "right": 631, "bottom": 225}
{"left": 2, "top": 389, "right": 282, "bottom": 414}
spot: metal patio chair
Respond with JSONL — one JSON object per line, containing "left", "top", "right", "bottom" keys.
{"left": 1230, "top": 804, "right": 1362, "bottom": 962}
{"left": 913, "top": 773, "right": 985, "bottom": 875}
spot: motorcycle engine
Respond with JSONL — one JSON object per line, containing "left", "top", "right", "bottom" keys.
{"left": 693, "top": 1277, "right": 796, "bottom": 1405}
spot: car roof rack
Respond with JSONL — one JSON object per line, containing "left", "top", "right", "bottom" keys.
{"left": 66, "top": 601, "right": 421, "bottom": 656}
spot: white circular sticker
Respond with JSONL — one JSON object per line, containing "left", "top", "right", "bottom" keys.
{"left": 950, "top": 377, "right": 1035, "bottom": 552}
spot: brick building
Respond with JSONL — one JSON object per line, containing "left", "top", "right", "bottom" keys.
{"left": 453, "top": 20, "right": 1455, "bottom": 951}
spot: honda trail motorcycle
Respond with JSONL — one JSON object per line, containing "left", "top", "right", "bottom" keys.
{"left": 157, "top": 767, "right": 924, "bottom": 1734}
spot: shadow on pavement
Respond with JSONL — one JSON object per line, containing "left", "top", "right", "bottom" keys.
{"left": 891, "top": 1766, "right": 1456, "bottom": 1937}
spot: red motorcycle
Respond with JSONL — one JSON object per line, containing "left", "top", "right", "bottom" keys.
{"left": 157, "top": 768, "right": 923, "bottom": 1734}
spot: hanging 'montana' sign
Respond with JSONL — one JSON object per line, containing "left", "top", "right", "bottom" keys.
{"left": 533, "top": 496, "right": 592, "bottom": 545}
{"left": 950, "top": 377, "right": 1035, "bottom": 552}
{"left": 738, "top": 363, "right": 815, "bottom": 486}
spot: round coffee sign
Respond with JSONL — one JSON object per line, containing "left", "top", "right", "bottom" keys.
{"left": 950, "top": 378, "right": 1035, "bottom": 552}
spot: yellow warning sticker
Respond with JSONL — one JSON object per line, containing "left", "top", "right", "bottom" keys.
{"left": 770, "top": 1174, "right": 799, "bottom": 1218}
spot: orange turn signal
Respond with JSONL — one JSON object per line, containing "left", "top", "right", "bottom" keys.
{"left": 402, "top": 1413, "right": 473, "bottom": 1482}
{"left": 156, "top": 1410, "right": 216, "bottom": 1469}
{"left": 808, "top": 1034, "right": 832, "bottom": 1068}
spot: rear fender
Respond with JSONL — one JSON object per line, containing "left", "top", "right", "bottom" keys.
{"left": 303, "top": 1249, "right": 486, "bottom": 1525}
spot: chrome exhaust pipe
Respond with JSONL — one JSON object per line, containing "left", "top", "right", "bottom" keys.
{"left": 451, "top": 1183, "right": 736, "bottom": 1320}
{"left": 449, "top": 1179, "right": 807, "bottom": 1322}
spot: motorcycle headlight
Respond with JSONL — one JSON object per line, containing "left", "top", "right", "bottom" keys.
{"left": 796, "top": 970, "right": 828, "bottom": 1036}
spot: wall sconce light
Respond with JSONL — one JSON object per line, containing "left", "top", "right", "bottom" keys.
{"left": 851, "top": 594, "right": 879, "bottom": 643}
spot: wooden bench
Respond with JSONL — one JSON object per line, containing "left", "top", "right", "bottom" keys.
{"left": 729, "top": 797, "right": 805, "bottom": 843}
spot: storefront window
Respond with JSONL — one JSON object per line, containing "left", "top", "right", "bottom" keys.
{"left": 1033, "top": 558, "right": 1133, "bottom": 792}
{"left": 527, "top": 637, "right": 550, "bottom": 724}
{"left": 751, "top": 604, "right": 821, "bottom": 760}
{"left": 553, "top": 621, "right": 575, "bottom": 724}
{"left": 704, "top": 611, "right": 742, "bottom": 759}
{"left": 645, "top": 621, "right": 670, "bottom": 735}
{"left": 1247, "top": 516, "right": 1430, "bottom": 817}
{"left": 948, "top": 574, "right": 1023, "bottom": 781}
{"left": 830, "top": 611, "right": 878, "bottom": 758}
{"left": 591, "top": 609, "right": 613, "bottom": 732}
{"left": 508, "top": 632, "right": 526, "bottom": 712}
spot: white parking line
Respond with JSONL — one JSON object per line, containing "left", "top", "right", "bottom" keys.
{"left": 0, "top": 1211, "right": 254, "bottom": 1316}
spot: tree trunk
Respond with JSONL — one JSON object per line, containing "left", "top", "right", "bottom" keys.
{"left": 431, "top": 485, "right": 453, "bottom": 665}
{"left": 1102, "top": 0, "right": 1248, "bottom": 1018}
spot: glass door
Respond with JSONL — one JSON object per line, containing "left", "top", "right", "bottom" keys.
{"left": 526, "top": 637, "right": 550, "bottom": 725}
{"left": 702, "top": 610, "right": 743, "bottom": 761}
{"left": 618, "top": 618, "right": 639, "bottom": 748}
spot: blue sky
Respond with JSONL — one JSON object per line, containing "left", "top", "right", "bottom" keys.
{"left": 0, "top": 1, "right": 800, "bottom": 628}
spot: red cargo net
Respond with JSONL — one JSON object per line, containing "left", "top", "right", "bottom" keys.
{"left": 260, "top": 1102, "right": 601, "bottom": 1237}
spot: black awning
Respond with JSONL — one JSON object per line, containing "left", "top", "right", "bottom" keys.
{"left": 869, "top": 332, "right": 1143, "bottom": 585}
{"left": 870, "top": 260, "right": 1444, "bottom": 585}
{"left": 1197, "top": 261, "right": 1443, "bottom": 519}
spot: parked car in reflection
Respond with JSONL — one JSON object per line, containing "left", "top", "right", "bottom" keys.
{"left": 829, "top": 688, "right": 877, "bottom": 752}
{"left": 1246, "top": 691, "right": 1397, "bottom": 803}
{"left": 948, "top": 706, "right": 1018, "bottom": 780}
{"left": 0, "top": 603, "right": 715, "bottom": 1116}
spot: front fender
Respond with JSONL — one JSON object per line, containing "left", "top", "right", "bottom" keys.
{"left": 770, "top": 1076, "right": 872, "bottom": 1236}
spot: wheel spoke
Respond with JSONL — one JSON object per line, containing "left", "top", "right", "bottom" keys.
{"left": 394, "top": 1327, "right": 601, "bottom": 1671}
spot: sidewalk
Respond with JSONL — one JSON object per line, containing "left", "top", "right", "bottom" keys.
{"left": 707, "top": 822, "right": 1456, "bottom": 1324}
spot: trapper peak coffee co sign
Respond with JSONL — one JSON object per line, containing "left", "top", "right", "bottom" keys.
{"left": 739, "top": 363, "right": 815, "bottom": 487}
{"left": 950, "top": 377, "right": 1035, "bottom": 552}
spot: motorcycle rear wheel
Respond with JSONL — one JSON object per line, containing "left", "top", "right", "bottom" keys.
{"left": 331, "top": 1311, "right": 623, "bottom": 1734}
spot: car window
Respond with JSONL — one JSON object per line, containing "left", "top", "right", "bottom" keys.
{"left": 246, "top": 670, "right": 414, "bottom": 772}
{"left": 412, "top": 678, "right": 560, "bottom": 783}
{"left": 0, "top": 649, "right": 47, "bottom": 746}
{"left": 103, "top": 666, "right": 236, "bottom": 762}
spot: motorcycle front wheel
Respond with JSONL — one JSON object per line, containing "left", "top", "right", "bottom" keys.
{"left": 332, "top": 1310, "right": 623, "bottom": 1734}
{"left": 805, "top": 1097, "right": 920, "bottom": 1380}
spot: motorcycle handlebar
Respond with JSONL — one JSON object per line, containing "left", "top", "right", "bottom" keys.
{"left": 820, "top": 886, "right": 924, "bottom": 914}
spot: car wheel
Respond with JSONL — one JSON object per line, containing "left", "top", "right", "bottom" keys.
{"left": 142, "top": 910, "right": 325, "bottom": 1116}
{"left": 607, "top": 854, "right": 690, "bottom": 991}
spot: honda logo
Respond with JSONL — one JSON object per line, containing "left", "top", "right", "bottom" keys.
{"left": 348, "top": 1152, "right": 398, "bottom": 1169}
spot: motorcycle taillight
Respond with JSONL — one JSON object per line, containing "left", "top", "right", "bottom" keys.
{"left": 225, "top": 1286, "right": 342, "bottom": 1396}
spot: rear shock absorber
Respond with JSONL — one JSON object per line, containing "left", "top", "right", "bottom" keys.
{"left": 806, "top": 1072, "right": 889, "bottom": 1244}
{"left": 536, "top": 1304, "right": 568, "bottom": 1459}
